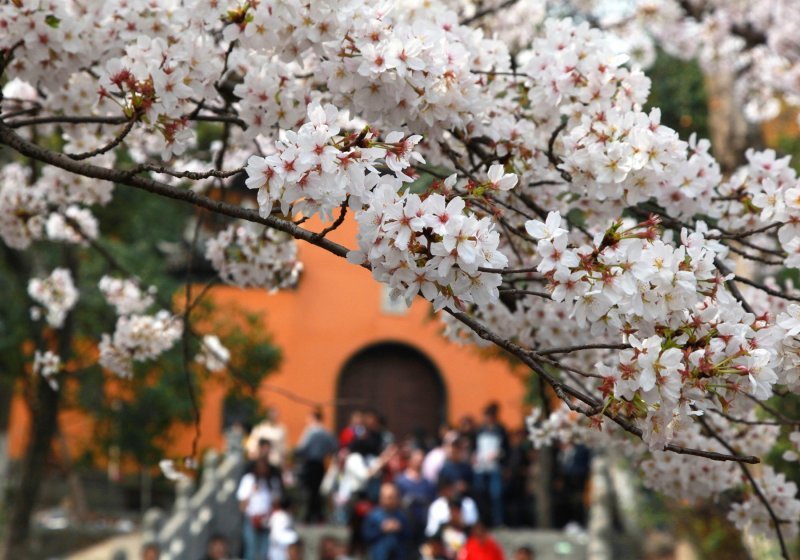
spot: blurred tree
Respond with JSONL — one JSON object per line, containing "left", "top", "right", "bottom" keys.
{"left": 645, "top": 48, "right": 710, "bottom": 141}
{"left": 0, "top": 182, "right": 282, "bottom": 554}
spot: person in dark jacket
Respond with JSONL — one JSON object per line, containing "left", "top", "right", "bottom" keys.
{"left": 438, "top": 436, "right": 473, "bottom": 492}
{"left": 396, "top": 448, "right": 436, "bottom": 548}
{"left": 363, "top": 482, "right": 411, "bottom": 560}
{"left": 296, "top": 408, "right": 337, "bottom": 522}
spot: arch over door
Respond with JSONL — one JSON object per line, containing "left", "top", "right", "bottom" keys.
{"left": 336, "top": 342, "right": 446, "bottom": 442}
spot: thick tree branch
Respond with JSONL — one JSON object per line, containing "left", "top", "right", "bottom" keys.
{"left": 0, "top": 120, "right": 763, "bottom": 466}
{"left": 0, "top": 121, "right": 351, "bottom": 260}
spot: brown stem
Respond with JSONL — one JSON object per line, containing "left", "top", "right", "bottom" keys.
{"left": 697, "top": 416, "right": 790, "bottom": 560}
{"left": 67, "top": 118, "right": 136, "bottom": 160}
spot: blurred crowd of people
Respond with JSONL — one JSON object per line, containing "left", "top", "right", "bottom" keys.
{"left": 143, "top": 402, "right": 590, "bottom": 560}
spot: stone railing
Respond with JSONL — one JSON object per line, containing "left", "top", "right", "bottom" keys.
{"left": 587, "top": 451, "right": 642, "bottom": 560}
{"left": 142, "top": 431, "right": 246, "bottom": 560}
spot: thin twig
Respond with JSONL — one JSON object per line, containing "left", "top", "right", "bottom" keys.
{"left": 312, "top": 202, "right": 349, "bottom": 241}
{"left": 697, "top": 415, "right": 790, "bottom": 560}
{"left": 732, "top": 273, "right": 800, "bottom": 303}
{"left": 536, "top": 343, "right": 631, "bottom": 356}
{"left": 67, "top": 118, "right": 136, "bottom": 160}
{"left": 714, "top": 258, "right": 755, "bottom": 314}
{"left": 461, "top": 0, "right": 520, "bottom": 26}
{"left": 497, "top": 287, "right": 551, "bottom": 299}
{"left": 134, "top": 164, "right": 245, "bottom": 180}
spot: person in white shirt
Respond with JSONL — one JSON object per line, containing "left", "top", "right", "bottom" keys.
{"left": 247, "top": 407, "right": 288, "bottom": 467}
{"left": 268, "top": 496, "right": 299, "bottom": 560}
{"left": 238, "top": 459, "right": 276, "bottom": 560}
{"left": 424, "top": 478, "right": 479, "bottom": 538}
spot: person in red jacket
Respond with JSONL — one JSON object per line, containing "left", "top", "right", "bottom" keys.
{"left": 457, "top": 522, "right": 505, "bottom": 560}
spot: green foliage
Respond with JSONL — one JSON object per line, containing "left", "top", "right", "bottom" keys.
{"left": 645, "top": 49, "right": 710, "bottom": 141}
{"left": 0, "top": 175, "right": 282, "bottom": 467}
{"left": 777, "top": 134, "right": 800, "bottom": 173}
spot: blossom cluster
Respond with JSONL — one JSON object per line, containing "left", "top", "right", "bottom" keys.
{"left": 729, "top": 466, "right": 800, "bottom": 540}
{"left": 195, "top": 335, "right": 230, "bottom": 373}
{"left": 524, "top": 212, "right": 787, "bottom": 451}
{"left": 244, "top": 102, "right": 423, "bottom": 220}
{"left": 97, "top": 275, "right": 181, "bottom": 379}
{"left": 28, "top": 268, "right": 79, "bottom": 329}
{"left": 4, "top": 0, "right": 800, "bottom": 547}
{"left": 33, "top": 350, "right": 61, "bottom": 391}
{"left": 715, "top": 149, "right": 800, "bottom": 270}
{"left": 98, "top": 276, "right": 157, "bottom": 316}
{"left": 527, "top": 403, "right": 598, "bottom": 450}
{"left": 205, "top": 224, "right": 302, "bottom": 291}
{"left": 0, "top": 157, "right": 108, "bottom": 251}
{"left": 98, "top": 311, "right": 183, "bottom": 379}
{"left": 349, "top": 179, "right": 509, "bottom": 310}
{"left": 619, "top": 0, "right": 800, "bottom": 122}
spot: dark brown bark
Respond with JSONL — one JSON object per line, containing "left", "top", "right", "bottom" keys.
{"left": 704, "top": 70, "right": 764, "bottom": 174}
{"left": 1, "top": 369, "right": 63, "bottom": 560}
{"left": 1, "top": 249, "right": 77, "bottom": 560}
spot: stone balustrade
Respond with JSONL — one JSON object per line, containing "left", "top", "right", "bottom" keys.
{"left": 142, "top": 430, "right": 246, "bottom": 560}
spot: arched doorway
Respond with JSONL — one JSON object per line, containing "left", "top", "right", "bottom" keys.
{"left": 336, "top": 342, "right": 446, "bottom": 442}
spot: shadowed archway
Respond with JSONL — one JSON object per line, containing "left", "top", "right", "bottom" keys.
{"left": 336, "top": 342, "right": 446, "bottom": 442}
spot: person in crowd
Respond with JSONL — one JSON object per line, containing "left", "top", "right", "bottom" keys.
{"left": 425, "top": 477, "right": 479, "bottom": 538}
{"left": 141, "top": 542, "right": 160, "bottom": 560}
{"left": 512, "top": 546, "right": 535, "bottom": 560}
{"left": 420, "top": 535, "right": 448, "bottom": 560}
{"left": 269, "top": 496, "right": 299, "bottom": 560}
{"left": 396, "top": 448, "right": 436, "bottom": 548}
{"left": 504, "top": 427, "right": 534, "bottom": 527}
{"left": 287, "top": 539, "right": 304, "bottom": 560}
{"left": 202, "top": 534, "right": 229, "bottom": 560}
{"left": 456, "top": 416, "right": 478, "bottom": 453}
{"left": 557, "top": 442, "right": 591, "bottom": 526}
{"left": 247, "top": 407, "right": 288, "bottom": 467}
{"left": 319, "top": 535, "right": 353, "bottom": 560}
{"left": 438, "top": 500, "right": 468, "bottom": 559}
{"left": 246, "top": 438, "right": 276, "bottom": 472}
{"left": 377, "top": 413, "right": 396, "bottom": 449}
{"left": 473, "top": 403, "right": 509, "bottom": 528}
{"left": 296, "top": 408, "right": 338, "bottom": 522}
{"left": 423, "top": 429, "right": 457, "bottom": 485}
{"left": 642, "top": 531, "right": 675, "bottom": 560}
{"left": 362, "top": 482, "right": 411, "bottom": 560}
{"left": 339, "top": 409, "right": 365, "bottom": 449}
{"left": 386, "top": 437, "right": 410, "bottom": 479}
{"left": 457, "top": 522, "right": 504, "bottom": 560}
{"left": 439, "top": 436, "right": 474, "bottom": 492}
{"left": 238, "top": 458, "right": 279, "bottom": 560}
{"left": 362, "top": 409, "right": 388, "bottom": 457}
{"left": 342, "top": 441, "right": 399, "bottom": 556}
{"left": 245, "top": 438, "right": 285, "bottom": 498}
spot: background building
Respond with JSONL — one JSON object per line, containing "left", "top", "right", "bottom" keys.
{"left": 196, "top": 216, "right": 526, "bottom": 448}
{"left": 8, "top": 217, "right": 526, "bottom": 460}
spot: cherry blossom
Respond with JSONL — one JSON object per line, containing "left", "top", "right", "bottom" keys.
{"left": 195, "top": 335, "right": 230, "bottom": 373}
{"left": 28, "top": 268, "right": 79, "bottom": 329}
{"left": 3, "top": 0, "right": 800, "bottom": 550}
{"left": 33, "top": 350, "right": 61, "bottom": 391}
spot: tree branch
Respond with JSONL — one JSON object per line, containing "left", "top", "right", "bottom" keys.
{"left": 0, "top": 120, "right": 763, "bottom": 466}
{"left": 0, "top": 121, "right": 352, "bottom": 260}
{"left": 697, "top": 415, "right": 790, "bottom": 560}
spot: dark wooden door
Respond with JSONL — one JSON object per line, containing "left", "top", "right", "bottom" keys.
{"left": 336, "top": 343, "right": 445, "bottom": 442}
